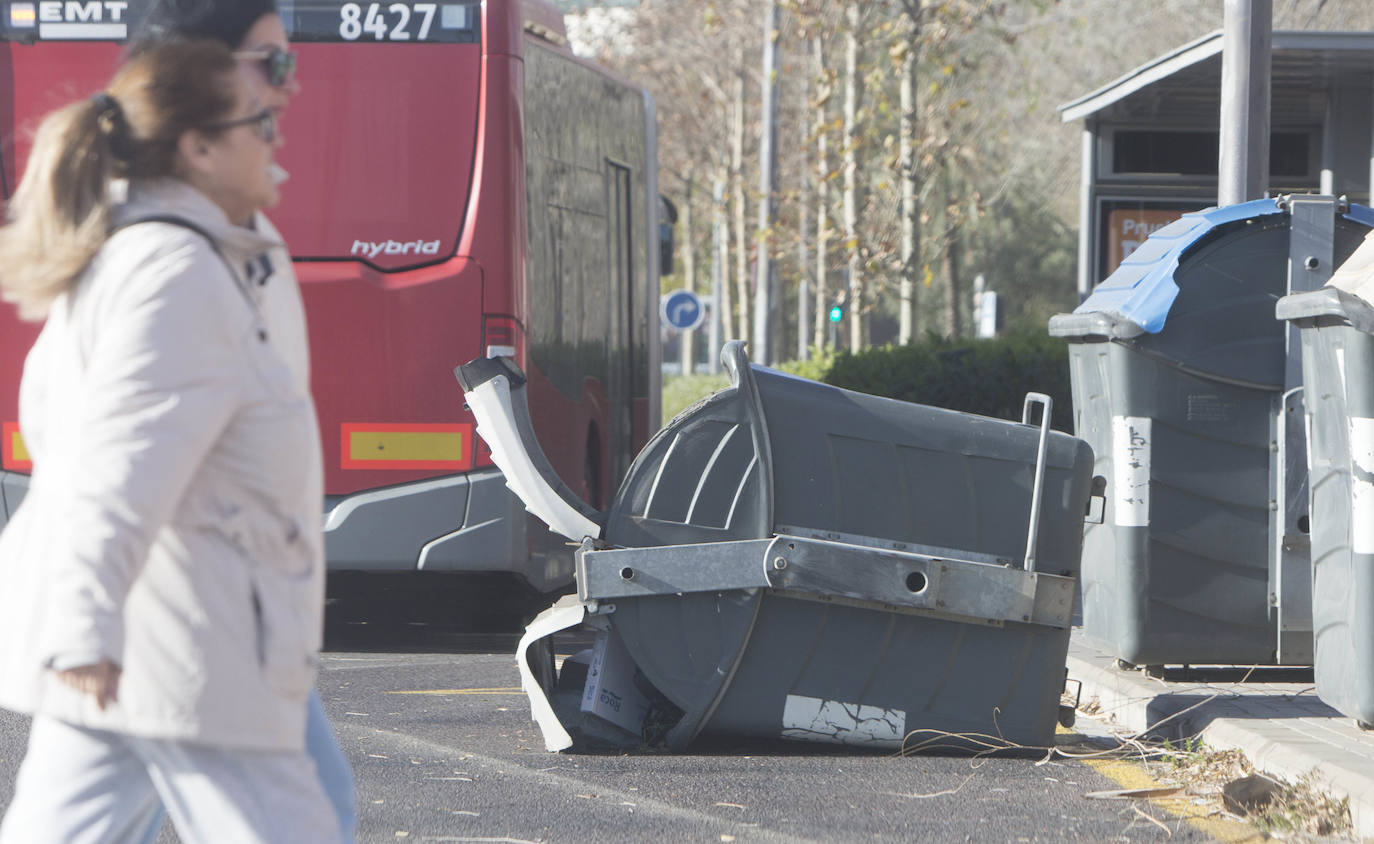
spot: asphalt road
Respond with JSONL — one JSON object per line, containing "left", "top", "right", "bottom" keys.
{"left": 0, "top": 574, "right": 1220, "bottom": 842}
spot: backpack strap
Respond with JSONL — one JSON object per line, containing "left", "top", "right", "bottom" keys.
{"left": 111, "top": 214, "right": 268, "bottom": 340}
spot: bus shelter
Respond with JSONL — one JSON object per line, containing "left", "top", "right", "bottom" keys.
{"left": 1062, "top": 30, "right": 1374, "bottom": 301}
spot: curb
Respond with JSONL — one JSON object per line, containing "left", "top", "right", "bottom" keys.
{"left": 1066, "top": 637, "right": 1374, "bottom": 839}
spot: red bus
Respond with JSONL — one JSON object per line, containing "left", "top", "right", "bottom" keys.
{"left": 0, "top": 0, "right": 662, "bottom": 593}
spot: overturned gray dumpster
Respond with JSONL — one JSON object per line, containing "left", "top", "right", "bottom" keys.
{"left": 457, "top": 342, "right": 1096, "bottom": 752}
{"left": 1278, "top": 240, "right": 1374, "bottom": 725}
{"left": 1051, "top": 197, "right": 1374, "bottom": 669}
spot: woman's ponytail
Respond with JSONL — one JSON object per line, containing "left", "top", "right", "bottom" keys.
{"left": 0, "top": 40, "right": 238, "bottom": 320}
{"left": 0, "top": 94, "right": 124, "bottom": 320}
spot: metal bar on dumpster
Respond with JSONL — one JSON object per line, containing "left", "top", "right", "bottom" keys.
{"left": 577, "top": 535, "right": 1075, "bottom": 629}
{"left": 577, "top": 539, "right": 776, "bottom": 603}
{"left": 1021, "top": 393, "right": 1053, "bottom": 573}
{"left": 775, "top": 523, "right": 1016, "bottom": 568}
{"left": 1270, "top": 195, "right": 1335, "bottom": 665}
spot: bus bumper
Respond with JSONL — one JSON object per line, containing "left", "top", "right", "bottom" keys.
{"left": 324, "top": 468, "right": 573, "bottom": 591}
{"left": 0, "top": 470, "right": 28, "bottom": 525}
{"left": 0, "top": 468, "right": 572, "bottom": 590}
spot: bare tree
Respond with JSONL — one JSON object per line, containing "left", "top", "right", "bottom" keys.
{"left": 942, "top": 160, "right": 964, "bottom": 338}
{"left": 898, "top": 0, "right": 922, "bottom": 344}
{"left": 680, "top": 175, "right": 696, "bottom": 373}
{"left": 796, "top": 42, "right": 812, "bottom": 361}
{"left": 842, "top": 3, "right": 864, "bottom": 351}
{"left": 585, "top": 0, "right": 1374, "bottom": 353}
{"left": 711, "top": 174, "right": 728, "bottom": 371}
{"left": 812, "top": 35, "right": 831, "bottom": 351}
{"left": 752, "top": 0, "right": 782, "bottom": 364}
{"left": 731, "top": 56, "right": 751, "bottom": 344}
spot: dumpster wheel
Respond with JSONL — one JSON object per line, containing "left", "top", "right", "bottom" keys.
{"left": 1058, "top": 705, "right": 1076, "bottom": 729}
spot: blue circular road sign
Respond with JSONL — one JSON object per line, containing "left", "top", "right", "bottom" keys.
{"left": 661, "top": 289, "right": 704, "bottom": 331}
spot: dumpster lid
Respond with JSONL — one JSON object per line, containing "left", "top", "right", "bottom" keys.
{"left": 1277, "top": 286, "right": 1374, "bottom": 334}
{"left": 1047, "top": 311, "right": 1145, "bottom": 340}
{"left": 1072, "top": 199, "right": 1283, "bottom": 334}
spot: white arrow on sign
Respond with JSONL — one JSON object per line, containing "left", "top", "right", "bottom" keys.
{"left": 661, "top": 289, "right": 705, "bottom": 331}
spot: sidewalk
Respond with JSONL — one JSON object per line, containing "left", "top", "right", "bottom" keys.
{"left": 1066, "top": 632, "right": 1374, "bottom": 838}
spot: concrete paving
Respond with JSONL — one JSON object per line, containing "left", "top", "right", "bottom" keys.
{"left": 1067, "top": 631, "right": 1374, "bottom": 838}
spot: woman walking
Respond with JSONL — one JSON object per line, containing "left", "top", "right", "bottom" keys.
{"left": 127, "top": 1, "right": 359, "bottom": 839}
{"left": 0, "top": 39, "right": 338, "bottom": 842}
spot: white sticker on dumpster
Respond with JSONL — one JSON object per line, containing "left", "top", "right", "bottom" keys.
{"left": 1351, "top": 417, "right": 1374, "bottom": 555}
{"left": 1112, "top": 416, "right": 1151, "bottom": 527}
{"left": 1338, "top": 347, "right": 1349, "bottom": 402}
{"left": 781, "top": 694, "right": 905, "bottom": 747}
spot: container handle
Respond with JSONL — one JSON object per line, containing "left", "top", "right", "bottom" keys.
{"left": 1021, "top": 393, "right": 1053, "bottom": 573}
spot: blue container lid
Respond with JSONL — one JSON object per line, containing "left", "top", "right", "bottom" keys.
{"left": 1075, "top": 199, "right": 1283, "bottom": 334}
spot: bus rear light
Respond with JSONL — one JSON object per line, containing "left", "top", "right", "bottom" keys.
{"left": 340, "top": 423, "right": 474, "bottom": 471}
{"left": 3, "top": 422, "right": 30, "bottom": 471}
{"left": 483, "top": 315, "right": 524, "bottom": 360}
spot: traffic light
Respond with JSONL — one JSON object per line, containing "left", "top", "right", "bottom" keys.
{"left": 828, "top": 302, "right": 843, "bottom": 323}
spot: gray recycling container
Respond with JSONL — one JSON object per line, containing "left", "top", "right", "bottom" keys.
{"left": 1277, "top": 285, "right": 1374, "bottom": 724}
{"left": 1051, "top": 199, "right": 1374, "bottom": 667}
{"left": 573, "top": 342, "right": 1096, "bottom": 750}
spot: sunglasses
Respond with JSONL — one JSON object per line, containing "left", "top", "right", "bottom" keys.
{"left": 232, "top": 47, "right": 298, "bottom": 88}
{"left": 202, "top": 108, "right": 278, "bottom": 144}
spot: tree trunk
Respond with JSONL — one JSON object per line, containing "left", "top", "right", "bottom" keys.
{"left": 943, "top": 190, "right": 963, "bottom": 339}
{"left": 731, "top": 58, "right": 750, "bottom": 344}
{"left": 813, "top": 36, "right": 829, "bottom": 351}
{"left": 752, "top": 0, "right": 780, "bottom": 365}
{"left": 899, "top": 4, "right": 921, "bottom": 344}
{"left": 843, "top": 4, "right": 863, "bottom": 352}
{"left": 710, "top": 175, "right": 727, "bottom": 372}
{"left": 797, "top": 45, "right": 811, "bottom": 362}
{"left": 681, "top": 176, "right": 696, "bottom": 374}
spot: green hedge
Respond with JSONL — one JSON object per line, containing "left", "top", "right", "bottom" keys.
{"left": 779, "top": 329, "right": 1073, "bottom": 432}
{"left": 662, "top": 330, "right": 1074, "bottom": 432}
{"left": 661, "top": 371, "right": 730, "bottom": 422}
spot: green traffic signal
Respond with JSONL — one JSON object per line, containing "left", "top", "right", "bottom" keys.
{"left": 828, "top": 304, "right": 843, "bottom": 322}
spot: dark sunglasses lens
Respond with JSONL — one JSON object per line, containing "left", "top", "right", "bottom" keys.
{"left": 267, "top": 51, "right": 297, "bottom": 86}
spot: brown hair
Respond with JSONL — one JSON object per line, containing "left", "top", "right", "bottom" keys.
{"left": 0, "top": 39, "right": 240, "bottom": 320}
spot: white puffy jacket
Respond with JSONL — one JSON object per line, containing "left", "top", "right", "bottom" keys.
{"left": 0, "top": 179, "right": 324, "bottom": 752}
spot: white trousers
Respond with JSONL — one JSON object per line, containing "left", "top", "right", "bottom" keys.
{"left": 0, "top": 716, "right": 340, "bottom": 844}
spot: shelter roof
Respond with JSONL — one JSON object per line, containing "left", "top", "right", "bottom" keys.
{"left": 1060, "top": 30, "right": 1374, "bottom": 124}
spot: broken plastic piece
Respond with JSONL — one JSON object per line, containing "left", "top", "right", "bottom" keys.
{"left": 455, "top": 357, "right": 603, "bottom": 543}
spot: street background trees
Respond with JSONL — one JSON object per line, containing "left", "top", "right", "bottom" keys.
{"left": 561, "top": 0, "right": 1374, "bottom": 368}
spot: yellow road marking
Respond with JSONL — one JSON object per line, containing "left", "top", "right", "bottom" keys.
{"left": 1060, "top": 726, "right": 1259, "bottom": 842}
{"left": 385, "top": 688, "right": 523, "bottom": 695}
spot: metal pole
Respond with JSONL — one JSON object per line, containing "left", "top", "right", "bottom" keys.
{"left": 1077, "top": 125, "right": 1095, "bottom": 300}
{"left": 1369, "top": 85, "right": 1374, "bottom": 205}
{"left": 1218, "top": 0, "right": 1272, "bottom": 206}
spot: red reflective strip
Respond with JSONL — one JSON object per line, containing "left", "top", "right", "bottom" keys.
{"left": 3, "top": 422, "right": 31, "bottom": 471}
